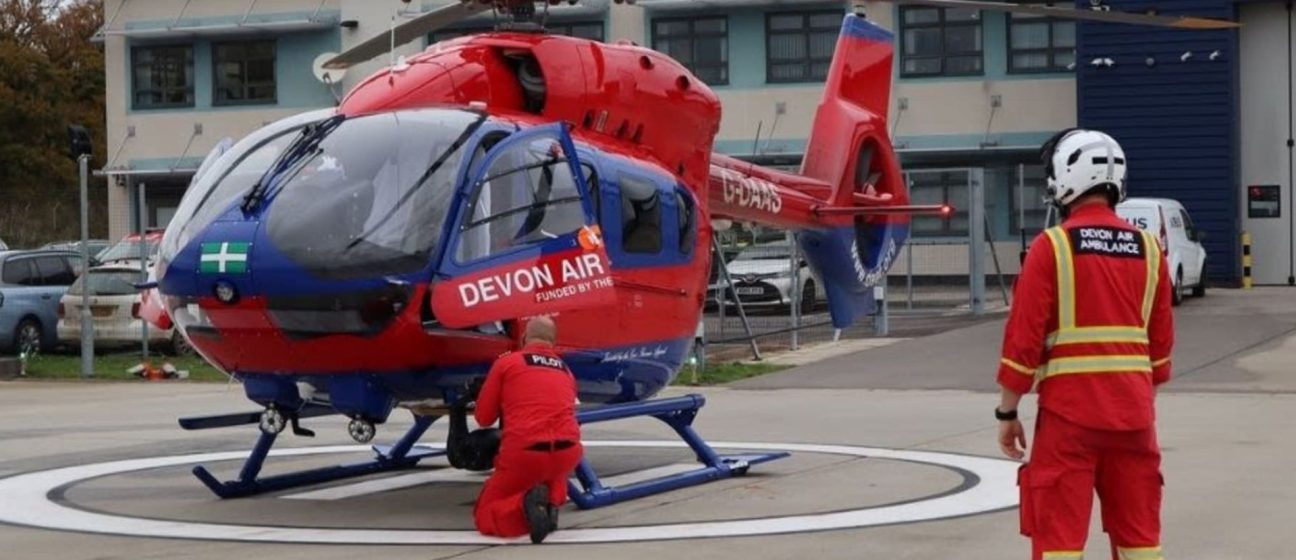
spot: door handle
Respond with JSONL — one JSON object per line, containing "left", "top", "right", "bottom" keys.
{"left": 41, "top": 294, "right": 52, "bottom": 300}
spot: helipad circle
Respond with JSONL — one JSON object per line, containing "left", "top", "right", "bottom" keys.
{"left": 0, "top": 441, "right": 1019, "bottom": 545}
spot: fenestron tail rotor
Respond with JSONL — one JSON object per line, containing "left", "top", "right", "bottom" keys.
{"left": 322, "top": 1, "right": 490, "bottom": 70}
{"left": 863, "top": 0, "right": 1240, "bottom": 29}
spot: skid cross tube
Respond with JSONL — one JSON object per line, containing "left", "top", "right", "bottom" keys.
{"left": 566, "top": 394, "right": 789, "bottom": 509}
{"left": 192, "top": 414, "right": 444, "bottom": 499}
{"left": 183, "top": 395, "right": 786, "bottom": 506}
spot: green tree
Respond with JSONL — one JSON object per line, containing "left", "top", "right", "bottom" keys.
{"left": 0, "top": 0, "right": 106, "bottom": 249}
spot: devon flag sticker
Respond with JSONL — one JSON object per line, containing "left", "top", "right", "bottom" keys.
{"left": 199, "top": 242, "right": 250, "bottom": 274}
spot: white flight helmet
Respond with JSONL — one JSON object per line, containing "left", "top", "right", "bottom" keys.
{"left": 1041, "top": 128, "right": 1127, "bottom": 207}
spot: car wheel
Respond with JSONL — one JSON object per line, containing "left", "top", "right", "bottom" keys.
{"left": 1171, "top": 269, "right": 1184, "bottom": 307}
{"left": 13, "top": 318, "right": 43, "bottom": 356}
{"left": 169, "top": 331, "right": 195, "bottom": 357}
{"left": 1192, "top": 261, "right": 1207, "bottom": 298}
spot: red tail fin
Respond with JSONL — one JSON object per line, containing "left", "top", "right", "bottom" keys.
{"left": 801, "top": 12, "right": 907, "bottom": 212}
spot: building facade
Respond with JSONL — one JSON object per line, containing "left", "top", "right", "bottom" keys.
{"left": 100, "top": 0, "right": 1077, "bottom": 276}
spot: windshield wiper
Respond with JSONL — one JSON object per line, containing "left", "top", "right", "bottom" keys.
{"left": 344, "top": 113, "right": 488, "bottom": 250}
{"left": 242, "top": 114, "right": 346, "bottom": 213}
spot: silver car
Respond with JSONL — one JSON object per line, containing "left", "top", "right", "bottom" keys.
{"left": 57, "top": 265, "right": 189, "bottom": 354}
{"left": 711, "top": 243, "right": 825, "bottom": 313}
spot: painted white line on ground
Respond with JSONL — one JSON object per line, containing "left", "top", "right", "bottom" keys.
{"left": 0, "top": 441, "right": 1019, "bottom": 545}
{"left": 595, "top": 463, "right": 699, "bottom": 488}
{"left": 282, "top": 468, "right": 487, "bottom": 501}
{"left": 283, "top": 463, "right": 698, "bottom": 502}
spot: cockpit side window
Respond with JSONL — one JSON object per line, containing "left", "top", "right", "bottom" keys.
{"left": 620, "top": 175, "right": 662, "bottom": 254}
{"left": 456, "top": 137, "right": 588, "bottom": 263}
{"left": 676, "top": 188, "right": 696, "bottom": 254}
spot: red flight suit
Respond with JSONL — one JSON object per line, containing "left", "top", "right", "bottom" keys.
{"left": 998, "top": 203, "right": 1174, "bottom": 560}
{"left": 473, "top": 342, "right": 583, "bottom": 538}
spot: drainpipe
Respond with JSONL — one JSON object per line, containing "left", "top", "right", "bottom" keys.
{"left": 1288, "top": 1, "right": 1294, "bottom": 285}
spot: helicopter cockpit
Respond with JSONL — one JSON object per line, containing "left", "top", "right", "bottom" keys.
{"left": 156, "top": 107, "right": 609, "bottom": 343}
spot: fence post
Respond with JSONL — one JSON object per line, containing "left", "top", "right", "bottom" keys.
{"left": 874, "top": 285, "right": 888, "bottom": 336}
{"left": 711, "top": 236, "right": 762, "bottom": 361}
{"left": 906, "top": 242, "right": 914, "bottom": 310}
{"left": 787, "top": 230, "right": 800, "bottom": 351}
{"left": 137, "top": 183, "right": 150, "bottom": 360}
{"left": 968, "top": 169, "right": 986, "bottom": 315}
{"left": 78, "top": 154, "right": 94, "bottom": 378}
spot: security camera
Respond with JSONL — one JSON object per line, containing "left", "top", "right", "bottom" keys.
{"left": 67, "top": 125, "right": 92, "bottom": 159}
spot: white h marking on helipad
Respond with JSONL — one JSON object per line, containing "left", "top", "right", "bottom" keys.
{"left": 282, "top": 468, "right": 487, "bottom": 501}
{"left": 281, "top": 463, "right": 699, "bottom": 501}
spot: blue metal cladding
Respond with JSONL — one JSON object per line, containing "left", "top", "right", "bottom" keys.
{"left": 1076, "top": 0, "right": 1240, "bottom": 282}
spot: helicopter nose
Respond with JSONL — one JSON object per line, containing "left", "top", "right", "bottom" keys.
{"left": 160, "top": 220, "right": 261, "bottom": 303}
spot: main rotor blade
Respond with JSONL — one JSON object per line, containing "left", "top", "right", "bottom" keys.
{"left": 323, "top": 2, "right": 491, "bottom": 70}
{"left": 868, "top": 0, "right": 1240, "bottom": 29}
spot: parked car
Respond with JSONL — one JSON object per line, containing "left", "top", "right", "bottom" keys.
{"left": 57, "top": 265, "right": 189, "bottom": 355}
{"left": 0, "top": 250, "right": 86, "bottom": 354}
{"left": 710, "top": 243, "right": 825, "bottom": 313}
{"left": 41, "top": 239, "right": 112, "bottom": 265}
{"left": 1116, "top": 197, "right": 1207, "bottom": 305}
{"left": 97, "top": 230, "right": 164, "bottom": 265}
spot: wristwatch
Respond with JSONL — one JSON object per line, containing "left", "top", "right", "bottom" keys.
{"left": 994, "top": 407, "right": 1019, "bottom": 421}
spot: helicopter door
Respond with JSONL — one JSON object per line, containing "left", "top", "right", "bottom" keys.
{"left": 430, "top": 124, "right": 613, "bottom": 329}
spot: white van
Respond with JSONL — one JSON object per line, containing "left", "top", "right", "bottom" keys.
{"left": 1115, "top": 198, "right": 1207, "bottom": 305}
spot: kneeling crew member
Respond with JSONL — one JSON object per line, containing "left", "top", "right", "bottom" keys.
{"left": 996, "top": 129, "right": 1174, "bottom": 560}
{"left": 473, "top": 316, "right": 582, "bottom": 543}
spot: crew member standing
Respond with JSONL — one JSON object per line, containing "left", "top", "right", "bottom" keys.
{"left": 473, "top": 316, "right": 582, "bottom": 544}
{"left": 996, "top": 129, "right": 1174, "bottom": 560}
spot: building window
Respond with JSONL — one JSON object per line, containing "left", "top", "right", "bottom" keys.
{"left": 432, "top": 21, "right": 605, "bottom": 43}
{"left": 766, "top": 11, "right": 840, "bottom": 83}
{"left": 908, "top": 170, "right": 969, "bottom": 236}
{"left": 131, "top": 45, "right": 194, "bottom": 109}
{"left": 1008, "top": 9, "right": 1075, "bottom": 73}
{"left": 899, "top": 7, "right": 982, "bottom": 77}
{"left": 1010, "top": 164, "right": 1050, "bottom": 235}
{"left": 551, "top": 21, "right": 604, "bottom": 41}
{"left": 213, "top": 41, "right": 277, "bottom": 106}
{"left": 652, "top": 16, "right": 728, "bottom": 86}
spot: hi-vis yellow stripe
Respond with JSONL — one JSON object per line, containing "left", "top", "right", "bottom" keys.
{"left": 1117, "top": 546, "right": 1164, "bottom": 560}
{"left": 1001, "top": 358, "right": 1037, "bottom": 376}
{"left": 1141, "top": 230, "right": 1160, "bottom": 326}
{"left": 1045, "top": 227, "right": 1076, "bottom": 329}
{"left": 1043, "top": 551, "right": 1085, "bottom": 560}
{"left": 1046, "top": 326, "right": 1149, "bottom": 349}
{"left": 1044, "top": 355, "right": 1153, "bottom": 377}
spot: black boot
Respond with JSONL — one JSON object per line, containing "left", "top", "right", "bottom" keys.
{"left": 523, "top": 485, "right": 556, "bottom": 544}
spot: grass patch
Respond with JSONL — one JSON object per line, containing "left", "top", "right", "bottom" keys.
{"left": 17, "top": 352, "right": 228, "bottom": 382}
{"left": 674, "top": 361, "right": 789, "bottom": 386}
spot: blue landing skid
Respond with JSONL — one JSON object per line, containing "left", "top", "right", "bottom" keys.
{"left": 192, "top": 414, "right": 443, "bottom": 499}
{"left": 185, "top": 394, "right": 787, "bottom": 506}
{"left": 566, "top": 394, "right": 789, "bottom": 510}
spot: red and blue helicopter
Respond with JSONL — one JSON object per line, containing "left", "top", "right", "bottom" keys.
{"left": 144, "top": 0, "right": 1237, "bottom": 508}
